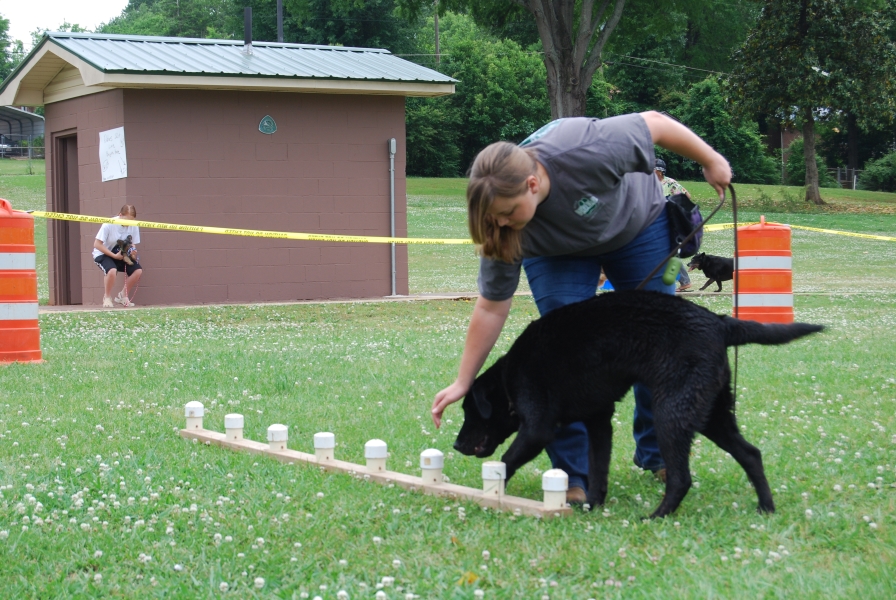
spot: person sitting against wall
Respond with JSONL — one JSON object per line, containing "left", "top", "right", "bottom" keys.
{"left": 92, "top": 204, "right": 143, "bottom": 308}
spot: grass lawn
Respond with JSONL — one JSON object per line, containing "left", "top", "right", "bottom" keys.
{"left": 406, "top": 178, "right": 896, "bottom": 295}
{"left": 0, "top": 175, "right": 894, "bottom": 598}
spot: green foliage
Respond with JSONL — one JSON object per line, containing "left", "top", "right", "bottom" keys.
{"left": 604, "top": 34, "right": 687, "bottom": 110}
{"left": 0, "top": 13, "right": 23, "bottom": 81}
{"left": 405, "top": 97, "right": 461, "bottom": 177}
{"left": 819, "top": 118, "right": 896, "bottom": 170}
{"left": 784, "top": 138, "right": 839, "bottom": 188}
{"left": 727, "top": 0, "right": 896, "bottom": 127}
{"left": 658, "top": 78, "right": 779, "bottom": 184}
{"left": 858, "top": 152, "right": 896, "bottom": 192}
{"left": 101, "top": 0, "right": 422, "bottom": 52}
{"left": 100, "top": 0, "right": 235, "bottom": 38}
{"left": 727, "top": 0, "right": 896, "bottom": 200}
{"left": 405, "top": 13, "right": 550, "bottom": 176}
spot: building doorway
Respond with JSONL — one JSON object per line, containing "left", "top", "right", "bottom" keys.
{"left": 51, "top": 134, "right": 82, "bottom": 305}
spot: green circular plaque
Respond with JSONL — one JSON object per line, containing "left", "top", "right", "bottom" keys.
{"left": 259, "top": 115, "right": 277, "bottom": 135}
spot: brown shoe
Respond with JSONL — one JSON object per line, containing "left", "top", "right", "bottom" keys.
{"left": 566, "top": 486, "right": 587, "bottom": 505}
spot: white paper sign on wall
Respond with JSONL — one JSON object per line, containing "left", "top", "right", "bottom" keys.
{"left": 99, "top": 127, "right": 128, "bottom": 182}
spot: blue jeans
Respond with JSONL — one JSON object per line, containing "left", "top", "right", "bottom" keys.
{"left": 522, "top": 209, "right": 675, "bottom": 491}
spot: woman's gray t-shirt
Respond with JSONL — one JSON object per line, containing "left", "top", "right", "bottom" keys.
{"left": 477, "top": 113, "right": 666, "bottom": 301}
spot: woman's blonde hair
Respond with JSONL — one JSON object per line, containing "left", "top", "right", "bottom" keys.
{"left": 467, "top": 142, "right": 537, "bottom": 263}
{"left": 119, "top": 204, "right": 137, "bottom": 218}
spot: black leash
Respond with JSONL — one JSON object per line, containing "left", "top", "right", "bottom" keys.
{"left": 634, "top": 183, "right": 741, "bottom": 398}
{"left": 634, "top": 185, "right": 732, "bottom": 291}
{"left": 731, "top": 184, "right": 739, "bottom": 400}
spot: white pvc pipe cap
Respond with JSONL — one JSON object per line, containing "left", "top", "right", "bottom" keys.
{"left": 542, "top": 468, "right": 569, "bottom": 492}
{"left": 364, "top": 439, "right": 388, "bottom": 459}
{"left": 313, "top": 432, "right": 336, "bottom": 449}
{"left": 481, "top": 461, "right": 506, "bottom": 480}
{"left": 224, "top": 414, "right": 244, "bottom": 429}
{"left": 420, "top": 448, "right": 444, "bottom": 469}
{"left": 184, "top": 401, "right": 204, "bottom": 417}
{"left": 267, "top": 424, "right": 288, "bottom": 442}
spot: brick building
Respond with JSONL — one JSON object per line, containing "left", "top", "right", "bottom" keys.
{"left": 0, "top": 32, "right": 454, "bottom": 306}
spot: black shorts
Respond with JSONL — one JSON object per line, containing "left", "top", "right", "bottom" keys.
{"left": 94, "top": 254, "right": 142, "bottom": 276}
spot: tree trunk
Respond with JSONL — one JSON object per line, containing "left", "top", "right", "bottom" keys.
{"left": 846, "top": 112, "right": 859, "bottom": 171}
{"left": 543, "top": 57, "right": 589, "bottom": 118}
{"left": 527, "top": 0, "right": 627, "bottom": 119}
{"left": 802, "top": 108, "right": 825, "bottom": 205}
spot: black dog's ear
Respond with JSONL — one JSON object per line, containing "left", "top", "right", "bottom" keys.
{"left": 473, "top": 388, "right": 492, "bottom": 419}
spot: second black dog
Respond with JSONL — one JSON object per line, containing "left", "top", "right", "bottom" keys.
{"left": 687, "top": 252, "right": 734, "bottom": 292}
{"left": 453, "top": 290, "right": 823, "bottom": 518}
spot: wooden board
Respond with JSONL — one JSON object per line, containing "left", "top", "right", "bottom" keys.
{"left": 180, "top": 428, "right": 572, "bottom": 518}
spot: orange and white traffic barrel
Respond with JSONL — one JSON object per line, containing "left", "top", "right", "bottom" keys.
{"left": 0, "top": 198, "right": 41, "bottom": 363}
{"left": 733, "top": 215, "right": 793, "bottom": 324}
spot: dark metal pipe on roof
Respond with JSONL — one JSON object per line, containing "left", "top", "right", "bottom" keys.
{"left": 277, "top": 0, "right": 283, "bottom": 43}
{"left": 244, "top": 7, "right": 253, "bottom": 55}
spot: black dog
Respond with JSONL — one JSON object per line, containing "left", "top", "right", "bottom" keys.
{"left": 453, "top": 290, "right": 823, "bottom": 518}
{"left": 114, "top": 235, "right": 138, "bottom": 266}
{"left": 687, "top": 252, "right": 734, "bottom": 292}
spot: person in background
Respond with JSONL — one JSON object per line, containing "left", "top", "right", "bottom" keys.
{"left": 655, "top": 159, "right": 692, "bottom": 292}
{"left": 431, "top": 112, "right": 732, "bottom": 503}
{"left": 92, "top": 204, "right": 143, "bottom": 308}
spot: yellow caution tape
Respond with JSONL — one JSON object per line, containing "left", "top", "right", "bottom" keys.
{"left": 27, "top": 210, "right": 473, "bottom": 245}
{"left": 788, "top": 224, "right": 896, "bottom": 242}
{"left": 24, "top": 211, "right": 895, "bottom": 244}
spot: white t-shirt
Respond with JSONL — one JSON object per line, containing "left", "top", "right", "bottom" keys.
{"left": 92, "top": 219, "right": 141, "bottom": 259}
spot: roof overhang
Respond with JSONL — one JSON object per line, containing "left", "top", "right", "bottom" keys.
{"left": 0, "top": 38, "right": 454, "bottom": 106}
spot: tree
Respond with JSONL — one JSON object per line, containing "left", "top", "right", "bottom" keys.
{"left": 101, "top": 0, "right": 235, "bottom": 38}
{"left": 727, "top": 0, "right": 896, "bottom": 204}
{"left": 858, "top": 151, "right": 896, "bottom": 192}
{"left": 659, "top": 78, "right": 778, "bottom": 184}
{"left": 0, "top": 13, "right": 24, "bottom": 81}
{"left": 405, "top": 12, "right": 551, "bottom": 175}
{"left": 399, "top": 0, "right": 629, "bottom": 119}
{"left": 102, "top": 0, "right": 421, "bottom": 53}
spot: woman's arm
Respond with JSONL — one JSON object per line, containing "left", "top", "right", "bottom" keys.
{"left": 431, "top": 295, "right": 512, "bottom": 427}
{"left": 641, "top": 111, "right": 732, "bottom": 197}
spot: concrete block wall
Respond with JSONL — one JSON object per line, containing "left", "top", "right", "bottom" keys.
{"left": 45, "top": 88, "right": 409, "bottom": 306}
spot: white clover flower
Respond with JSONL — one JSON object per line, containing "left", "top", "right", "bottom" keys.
{"left": 393, "top": 559, "right": 402, "bottom": 568}
{"left": 219, "top": 582, "right": 229, "bottom": 592}
{"left": 372, "top": 536, "right": 382, "bottom": 545}
{"left": 254, "top": 577, "right": 265, "bottom": 589}
{"left": 93, "top": 573, "right": 102, "bottom": 583}
{"left": 337, "top": 592, "right": 349, "bottom": 600}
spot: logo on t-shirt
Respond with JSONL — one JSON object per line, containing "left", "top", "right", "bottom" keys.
{"left": 574, "top": 195, "right": 600, "bottom": 217}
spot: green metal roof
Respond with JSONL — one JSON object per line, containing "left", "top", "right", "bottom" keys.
{"left": 41, "top": 32, "right": 456, "bottom": 83}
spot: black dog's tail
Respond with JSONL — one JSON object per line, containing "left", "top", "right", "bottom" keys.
{"left": 723, "top": 317, "right": 824, "bottom": 347}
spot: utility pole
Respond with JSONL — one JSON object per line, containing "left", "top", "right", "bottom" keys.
{"left": 434, "top": 0, "right": 440, "bottom": 65}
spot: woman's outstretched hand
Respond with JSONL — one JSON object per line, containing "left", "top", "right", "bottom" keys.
{"left": 432, "top": 381, "right": 469, "bottom": 428}
{"left": 702, "top": 155, "right": 732, "bottom": 198}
